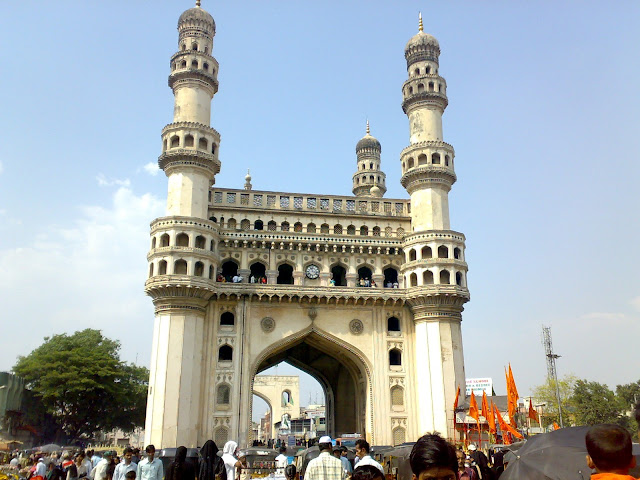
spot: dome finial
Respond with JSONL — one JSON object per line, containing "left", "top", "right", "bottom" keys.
{"left": 196, "top": 0, "right": 201, "bottom": 7}
{"left": 366, "top": 119, "right": 370, "bottom": 135}
{"left": 418, "top": 12, "right": 423, "bottom": 33}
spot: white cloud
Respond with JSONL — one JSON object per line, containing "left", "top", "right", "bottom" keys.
{"left": 143, "top": 162, "right": 160, "bottom": 176}
{"left": 630, "top": 296, "right": 640, "bottom": 312}
{"left": 580, "top": 312, "right": 628, "bottom": 322}
{"left": 96, "top": 173, "right": 131, "bottom": 187}
{"left": 0, "top": 186, "right": 164, "bottom": 370}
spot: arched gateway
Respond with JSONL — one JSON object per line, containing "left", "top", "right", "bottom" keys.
{"left": 144, "top": 4, "right": 469, "bottom": 448}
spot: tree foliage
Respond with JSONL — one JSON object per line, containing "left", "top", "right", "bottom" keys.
{"left": 14, "top": 329, "right": 149, "bottom": 441}
{"left": 571, "top": 380, "right": 624, "bottom": 426}
{"left": 531, "top": 374, "right": 577, "bottom": 426}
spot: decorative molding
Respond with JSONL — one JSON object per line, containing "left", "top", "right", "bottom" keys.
{"left": 349, "top": 319, "right": 364, "bottom": 335}
{"left": 260, "top": 317, "right": 275, "bottom": 333}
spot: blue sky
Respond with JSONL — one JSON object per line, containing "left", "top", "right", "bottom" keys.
{"left": 1, "top": 1, "right": 639, "bottom": 414}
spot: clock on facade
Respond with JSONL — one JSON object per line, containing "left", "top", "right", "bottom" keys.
{"left": 305, "top": 264, "right": 320, "bottom": 279}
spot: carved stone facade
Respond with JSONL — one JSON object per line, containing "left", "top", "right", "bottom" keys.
{"left": 144, "top": 6, "right": 468, "bottom": 448}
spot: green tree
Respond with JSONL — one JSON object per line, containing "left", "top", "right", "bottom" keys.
{"left": 531, "top": 374, "right": 577, "bottom": 426}
{"left": 13, "top": 329, "right": 149, "bottom": 441}
{"left": 616, "top": 380, "right": 640, "bottom": 409}
{"left": 571, "top": 379, "right": 625, "bottom": 426}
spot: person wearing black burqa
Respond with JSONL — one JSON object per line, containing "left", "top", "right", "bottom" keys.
{"left": 166, "top": 447, "right": 195, "bottom": 480}
{"left": 468, "top": 445, "right": 494, "bottom": 480}
{"left": 199, "top": 441, "right": 227, "bottom": 480}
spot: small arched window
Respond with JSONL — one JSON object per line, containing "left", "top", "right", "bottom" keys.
{"left": 203, "top": 62, "right": 209, "bottom": 71}
{"left": 281, "top": 221, "right": 290, "bottom": 232}
{"left": 220, "top": 312, "right": 235, "bottom": 326}
{"left": 158, "top": 260, "right": 167, "bottom": 275}
{"left": 199, "top": 137, "right": 208, "bottom": 150}
{"left": 418, "top": 83, "right": 425, "bottom": 93}
{"left": 294, "top": 222, "right": 303, "bottom": 232}
{"left": 151, "top": 237, "right": 157, "bottom": 249}
{"left": 454, "top": 247, "right": 461, "bottom": 259}
{"left": 418, "top": 154, "right": 428, "bottom": 165}
{"left": 184, "top": 134, "right": 194, "bottom": 147}
{"left": 176, "top": 233, "right": 189, "bottom": 247}
{"left": 432, "top": 153, "right": 441, "bottom": 165}
{"left": 307, "top": 223, "right": 316, "bottom": 233}
{"left": 191, "top": 60, "right": 198, "bottom": 69}
{"left": 438, "top": 245, "right": 448, "bottom": 258}
{"left": 408, "top": 249, "right": 417, "bottom": 262}
{"left": 227, "top": 218, "right": 237, "bottom": 230}
{"left": 195, "top": 235, "right": 206, "bottom": 249}
{"left": 194, "top": 261, "right": 204, "bottom": 276}
{"left": 241, "top": 219, "right": 250, "bottom": 230}
{"left": 422, "top": 246, "right": 432, "bottom": 259}
{"left": 334, "top": 224, "right": 343, "bottom": 234}
{"left": 456, "top": 272, "right": 463, "bottom": 286}
{"left": 360, "top": 226, "right": 368, "bottom": 236}
{"left": 423, "top": 270, "right": 434, "bottom": 285}
{"left": 440, "top": 270, "right": 451, "bottom": 285}
{"left": 282, "top": 390, "right": 292, "bottom": 407}
{"left": 181, "top": 44, "right": 186, "bottom": 51}
{"left": 387, "top": 317, "right": 400, "bottom": 332}
{"left": 148, "top": 263, "right": 154, "bottom": 278}
{"left": 373, "top": 226, "right": 381, "bottom": 236}
{"left": 255, "top": 220, "right": 264, "bottom": 230}
{"left": 414, "top": 68, "right": 420, "bottom": 76}
{"left": 211, "top": 144, "right": 217, "bottom": 154}
{"left": 170, "top": 136, "right": 180, "bottom": 148}
{"left": 192, "top": 43, "right": 198, "bottom": 51}
{"left": 321, "top": 223, "right": 330, "bottom": 234}
{"left": 426, "top": 66, "right": 431, "bottom": 74}
{"left": 209, "top": 265, "right": 213, "bottom": 279}
{"left": 409, "top": 273, "right": 417, "bottom": 287}
{"left": 180, "top": 60, "right": 187, "bottom": 69}
{"left": 174, "top": 259, "right": 187, "bottom": 275}
{"left": 217, "top": 384, "right": 230, "bottom": 405}
{"left": 391, "top": 385, "right": 404, "bottom": 406}
{"left": 389, "top": 348, "right": 402, "bottom": 366}
{"left": 347, "top": 225, "right": 356, "bottom": 235}
{"left": 218, "top": 345, "right": 233, "bottom": 362}
{"left": 407, "top": 158, "right": 414, "bottom": 169}
{"left": 267, "top": 221, "right": 277, "bottom": 231}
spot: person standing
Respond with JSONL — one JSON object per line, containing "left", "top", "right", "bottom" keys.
{"left": 304, "top": 436, "right": 346, "bottom": 480}
{"left": 275, "top": 447, "right": 288, "bottom": 476}
{"left": 353, "top": 440, "right": 383, "bottom": 474}
{"left": 35, "top": 458, "right": 47, "bottom": 478}
{"left": 113, "top": 449, "right": 137, "bottom": 480}
{"left": 456, "top": 450, "right": 477, "bottom": 480}
{"left": 198, "top": 441, "right": 226, "bottom": 480}
{"left": 136, "top": 446, "right": 163, "bottom": 480}
{"left": 340, "top": 447, "right": 352, "bottom": 476}
{"left": 468, "top": 445, "right": 492, "bottom": 480}
{"left": 92, "top": 451, "right": 114, "bottom": 480}
{"left": 221, "top": 442, "right": 240, "bottom": 480}
{"left": 67, "top": 453, "right": 89, "bottom": 480}
{"left": 165, "top": 447, "right": 195, "bottom": 480}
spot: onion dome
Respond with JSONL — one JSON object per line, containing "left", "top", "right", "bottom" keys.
{"left": 178, "top": 1, "right": 215, "bottom": 31}
{"left": 370, "top": 185, "right": 383, "bottom": 197}
{"left": 356, "top": 121, "right": 381, "bottom": 153}
{"left": 404, "top": 13, "right": 440, "bottom": 65}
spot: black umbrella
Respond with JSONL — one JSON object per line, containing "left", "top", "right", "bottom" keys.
{"left": 501, "top": 427, "right": 640, "bottom": 480}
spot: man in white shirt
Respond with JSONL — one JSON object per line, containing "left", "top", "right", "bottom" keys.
{"left": 353, "top": 439, "right": 383, "bottom": 474}
{"left": 91, "top": 451, "right": 114, "bottom": 480}
{"left": 114, "top": 448, "right": 137, "bottom": 480}
{"left": 35, "top": 458, "right": 47, "bottom": 477}
{"left": 136, "top": 445, "right": 163, "bottom": 480}
{"left": 275, "top": 446, "right": 288, "bottom": 476}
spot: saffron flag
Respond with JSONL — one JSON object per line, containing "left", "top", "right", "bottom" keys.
{"left": 553, "top": 422, "right": 560, "bottom": 430}
{"left": 506, "top": 364, "right": 519, "bottom": 425}
{"left": 481, "top": 390, "right": 490, "bottom": 420}
{"left": 508, "top": 364, "right": 519, "bottom": 400}
{"left": 453, "top": 385, "right": 460, "bottom": 411}
{"left": 494, "top": 403, "right": 523, "bottom": 440}
{"left": 528, "top": 399, "right": 539, "bottom": 423}
{"left": 487, "top": 400, "right": 497, "bottom": 435}
{"left": 468, "top": 391, "right": 479, "bottom": 422}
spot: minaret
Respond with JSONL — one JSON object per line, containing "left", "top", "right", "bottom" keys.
{"left": 400, "top": 14, "right": 469, "bottom": 439}
{"left": 144, "top": 1, "right": 221, "bottom": 448}
{"left": 159, "top": 0, "right": 220, "bottom": 218}
{"left": 352, "top": 121, "right": 387, "bottom": 197}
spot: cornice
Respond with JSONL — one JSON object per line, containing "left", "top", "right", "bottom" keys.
{"left": 151, "top": 216, "right": 219, "bottom": 233}
{"left": 400, "top": 167, "right": 456, "bottom": 191}
{"left": 399, "top": 258, "right": 468, "bottom": 272}
{"left": 162, "top": 121, "right": 220, "bottom": 140}
{"left": 168, "top": 70, "right": 218, "bottom": 95}
{"left": 170, "top": 50, "right": 218, "bottom": 68}
{"left": 402, "top": 91, "right": 448, "bottom": 114}
{"left": 403, "top": 230, "right": 466, "bottom": 244}
{"left": 147, "top": 246, "right": 221, "bottom": 263}
{"left": 158, "top": 149, "right": 220, "bottom": 175}
{"left": 400, "top": 141, "right": 454, "bottom": 159}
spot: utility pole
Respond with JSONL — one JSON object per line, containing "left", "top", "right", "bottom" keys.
{"left": 542, "top": 326, "right": 563, "bottom": 427}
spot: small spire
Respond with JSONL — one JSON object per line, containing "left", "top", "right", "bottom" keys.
{"left": 418, "top": 12, "right": 423, "bottom": 33}
{"left": 196, "top": 0, "right": 201, "bottom": 7}
{"left": 244, "top": 169, "right": 252, "bottom": 190}
{"left": 366, "top": 120, "right": 370, "bottom": 135}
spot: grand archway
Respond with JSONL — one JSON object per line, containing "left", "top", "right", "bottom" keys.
{"left": 249, "top": 329, "right": 371, "bottom": 441}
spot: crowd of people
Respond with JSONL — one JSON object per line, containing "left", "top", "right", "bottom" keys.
{"left": 4, "top": 406, "right": 640, "bottom": 480}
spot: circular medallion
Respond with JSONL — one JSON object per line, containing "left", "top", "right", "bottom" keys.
{"left": 261, "top": 317, "right": 275, "bottom": 333}
{"left": 305, "top": 264, "right": 320, "bottom": 279}
{"left": 349, "top": 319, "right": 364, "bottom": 335}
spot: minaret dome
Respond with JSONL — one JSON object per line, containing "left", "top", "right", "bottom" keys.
{"left": 352, "top": 121, "right": 386, "bottom": 197}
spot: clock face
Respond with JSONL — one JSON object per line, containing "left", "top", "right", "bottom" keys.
{"left": 305, "top": 264, "right": 320, "bottom": 279}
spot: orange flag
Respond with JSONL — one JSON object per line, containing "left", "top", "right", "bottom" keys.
{"left": 468, "top": 391, "right": 479, "bottom": 422}
{"left": 453, "top": 385, "right": 460, "bottom": 411}
{"left": 494, "top": 403, "right": 523, "bottom": 440}
{"left": 508, "top": 364, "right": 519, "bottom": 400}
{"left": 506, "top": 364, "right": 519, "bottom": 424}
{"left": 481, "top": 390, "right": 490, "bottom": 420}
{"left": 487, "top": 400, "right": 497, "bottom": 435}
{"left": 553, "top": 422, "right": 560, "bottom": 430}
{"left": 528, "top": 399, "right": 539, "bottom": 423}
